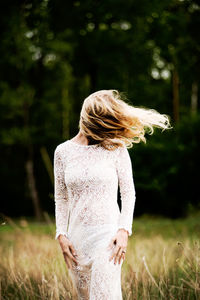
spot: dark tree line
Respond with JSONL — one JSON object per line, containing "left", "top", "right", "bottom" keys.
{"left": 0, "top": 0, "right": 199, "bottom": 220}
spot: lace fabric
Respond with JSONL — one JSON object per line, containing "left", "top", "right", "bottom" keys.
{"left": 53, "top": 139, "right": 136, "bottom": 299}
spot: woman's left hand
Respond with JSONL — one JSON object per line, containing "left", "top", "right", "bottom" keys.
{"left": 107, "top": 228, "right": 129, "bottom": 265}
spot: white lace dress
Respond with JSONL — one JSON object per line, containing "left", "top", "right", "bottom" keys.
{"left": 53, "top": 139, "right": 136, "bottom": 300}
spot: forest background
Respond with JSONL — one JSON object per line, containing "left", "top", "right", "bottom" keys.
{"left": 1, "top": 0, "right": 200, "bottom": 221}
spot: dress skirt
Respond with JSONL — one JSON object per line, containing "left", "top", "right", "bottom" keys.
{"left": 68, "top": 224, "right": 123, "bottom": 300}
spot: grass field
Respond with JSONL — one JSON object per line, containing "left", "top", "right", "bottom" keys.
{"left": 0, "top": 213, "right": 200, "bottom": 300}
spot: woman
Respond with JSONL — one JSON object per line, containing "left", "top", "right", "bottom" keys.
{"left": 53, "top": 89, "right": 170, "bottom": 299}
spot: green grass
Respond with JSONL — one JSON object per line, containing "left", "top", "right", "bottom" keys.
{"left": 0, "top": 213, "right": 200, "bottom": 299}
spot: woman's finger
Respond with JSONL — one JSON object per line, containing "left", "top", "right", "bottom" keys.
{"left": 114, "top": 247, "right": 123, "bottom": 265}
{"left": 64, "top": 254, "right": 71, "bottom": 269}
{"left": 123, "top": 252, "right": 126, "bottom": 260}
{"left": 109, "top": 245, "right": 120, "bottom": 262}
{"left": 66, "top": 249, "right": 78, "bottom": 264}
{"left": 119, "top": 252, "right": 125, "bottom": 264}
{"left": 118, "top": 248, "right": 125, "bottom": 264}
{"left": 69, "top": 244, "right": 78, "bottom": 257}
{"left": 62, "top": 248, "right": 76, "bottom": 267}
{"left": 118, "top": 254, "right": 122, "bottom": 264}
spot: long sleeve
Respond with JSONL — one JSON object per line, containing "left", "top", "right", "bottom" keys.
{"left": 116, "top": 146, "right": 136, "bottom": 236}
{"left": 53, "top": 146, "right": 69, "bottom": 240}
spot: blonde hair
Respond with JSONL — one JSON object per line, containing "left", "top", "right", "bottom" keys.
{"left": 78, "top": 89, "right": 171, "bottom": 151}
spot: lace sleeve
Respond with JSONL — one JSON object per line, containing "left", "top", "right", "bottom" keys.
{"left": 116, "top": 146, "right": 136, "bottom": 236}
{"left": 53, "top": 146, "right": 69, "bottom": 240}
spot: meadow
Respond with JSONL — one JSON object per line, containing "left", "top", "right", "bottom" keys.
{"left": 0, "top": 213, "right": 200, "bottom": 300}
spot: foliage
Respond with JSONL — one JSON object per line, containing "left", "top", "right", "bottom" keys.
{"left": 0, "top": 0, "right": 199, "bottom": 217}
{"left": 131, "top": 114, "right": 200, "bottom": 217}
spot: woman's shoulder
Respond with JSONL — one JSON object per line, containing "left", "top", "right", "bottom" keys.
{"left": 54, "top": 140, "right": 71, "bottom": 156}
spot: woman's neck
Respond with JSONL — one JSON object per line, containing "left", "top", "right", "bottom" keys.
{"left": 73, "top": 131, "right": 99, "bottom": 145}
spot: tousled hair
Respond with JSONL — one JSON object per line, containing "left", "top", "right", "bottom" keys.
{"left": 78, "top": 89, "right": 171, "bottom": 150}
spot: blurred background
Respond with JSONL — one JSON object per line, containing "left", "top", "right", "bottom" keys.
{"left": 0, "top": 0, "right": 200, "bottom": 221}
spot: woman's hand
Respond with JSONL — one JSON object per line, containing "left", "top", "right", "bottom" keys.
{"left": 107, "top": 228, "right": 129, "bottom": 265}
{"left": 58, "top": 234, "right": 78, "bottom": 269}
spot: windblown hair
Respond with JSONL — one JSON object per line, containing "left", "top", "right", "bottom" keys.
{"left": 78, "top": 90, "right": 171, "bottom": 151}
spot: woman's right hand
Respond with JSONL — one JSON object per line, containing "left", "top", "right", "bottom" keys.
{"left": 58, "top": 234, "right": 78, "bottom": 269}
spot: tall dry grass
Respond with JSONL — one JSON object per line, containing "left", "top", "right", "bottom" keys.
{"left": 0, "top": 214, "right": 200, "bottom": 299}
